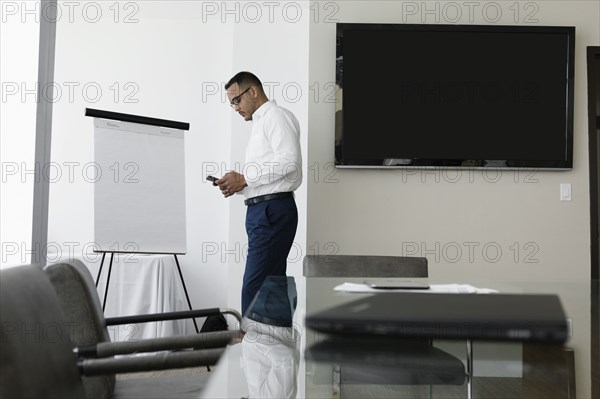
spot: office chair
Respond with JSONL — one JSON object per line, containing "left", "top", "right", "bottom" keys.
{"left": 43, "top": 260, "right": 242, "bottom": 398}
{"left": 1, "top": 264, "right": 86, "bottom": 398}
{"left": 302, "top": 254, "right": 469, "bottom": 399}
{"left": 0, "top": 264, "right": 236, "bottom": 399}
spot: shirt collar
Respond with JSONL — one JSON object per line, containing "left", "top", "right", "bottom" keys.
{"left": 253, "top": 100, "right": 276, "bottom": 121}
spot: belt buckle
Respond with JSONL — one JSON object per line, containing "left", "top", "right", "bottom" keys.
{"left": 245, "top": 197, "right": 259, "bottom": 206}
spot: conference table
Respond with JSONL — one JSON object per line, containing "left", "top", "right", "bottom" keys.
{"left": 200, "top": 276, "right": 598, "bottom": 399}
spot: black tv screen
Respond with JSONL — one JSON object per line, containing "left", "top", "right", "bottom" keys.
{"left": 335, "top": 23, "right": 575, "bottom": 169}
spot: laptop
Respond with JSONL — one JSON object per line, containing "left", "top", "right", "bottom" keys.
{"left": 305, "top": 292, "right": 569, "bottom": 343}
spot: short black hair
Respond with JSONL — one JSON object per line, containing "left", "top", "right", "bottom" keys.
{"left": 225, "top": 71, "right": 263, "bottom": 91}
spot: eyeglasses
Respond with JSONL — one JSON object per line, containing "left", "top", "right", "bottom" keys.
{"left": 229, "top": 87, "right": 251, "bottom": 108}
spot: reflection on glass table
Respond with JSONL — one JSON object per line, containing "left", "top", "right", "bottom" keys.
{"left": 306, "top": 336, "right": 466, "bottom": 389}
{"left": 241, "top": 276, "right": 300, "bottom": 399}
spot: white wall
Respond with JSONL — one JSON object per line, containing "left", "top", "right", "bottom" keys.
{"left": 9, "top": 0, "right": 310, "bottom": 318}
{"left": 44, "top": 1, "right": 234, "bottom": 309}
{"left": 1, "top": 0, "right": 40, "bottom": 268}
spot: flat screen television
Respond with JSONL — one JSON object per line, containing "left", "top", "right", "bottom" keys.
{"left": 335, "top": 23, "right": 575, "bottom": 169}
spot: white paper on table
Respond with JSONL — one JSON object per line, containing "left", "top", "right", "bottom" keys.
{"left": 334, "top": 282, "right": 498, "bottom": 294}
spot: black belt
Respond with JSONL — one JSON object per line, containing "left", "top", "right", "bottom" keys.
{"left": 244, "top": 192, "right": 294, "bottom": 206}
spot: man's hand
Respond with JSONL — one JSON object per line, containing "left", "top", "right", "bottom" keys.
{"left": 216, "top": 171, "right": 247, "bottom": 198}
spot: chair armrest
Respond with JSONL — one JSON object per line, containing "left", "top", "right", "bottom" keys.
{"left": 105, "top": 307, "right": 242, "bottom": 326}
{"left": 75, "top": 330, "right": 241, "bottom": 358}
{"left": 78, "top": 348, "right": 225, "bottom": 376}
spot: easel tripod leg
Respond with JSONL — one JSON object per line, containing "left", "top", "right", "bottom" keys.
{"left": 102, "top": 253, "right": 114, "bottom": 312}
{"left": 95, "top": 252, "right": 106, "bottom": 288}
{"left": 174, "top": 255, "right": 199, "bottom": 333}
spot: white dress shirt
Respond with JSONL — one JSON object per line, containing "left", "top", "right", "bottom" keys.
{"left": 242, "top": 100, "right": 302, "bottom": 198}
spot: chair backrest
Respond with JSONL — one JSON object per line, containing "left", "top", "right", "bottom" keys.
{"left": 44, "top": 260, "right": 115, "bottom": 399}
{"left": 303, "top": 255, "right": 428, "bottom": 278}
{"left": 0, "top": 265, "right": 87, "bottom": 399}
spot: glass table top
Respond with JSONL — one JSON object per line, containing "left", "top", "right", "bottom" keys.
{"left": 199, "top": 276, "right": 598, "bottom": 398}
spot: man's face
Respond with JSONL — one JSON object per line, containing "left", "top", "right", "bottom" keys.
{"left": 226, "top": 82, "right": 257, "bottom": 121}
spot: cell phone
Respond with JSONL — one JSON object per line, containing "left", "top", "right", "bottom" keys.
{"left": 363, "top": 279, "right": 430, "bottom": 290}
{"left": 206, "top": 175, "right": 219, "bottom": 183}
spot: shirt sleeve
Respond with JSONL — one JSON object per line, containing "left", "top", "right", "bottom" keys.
{"left": 245, "top": 109, "right": 301, "bottom": 189}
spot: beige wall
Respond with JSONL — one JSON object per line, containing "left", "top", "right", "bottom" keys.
{"left": 308, "top": 1, "right": 600, "bottom": 283}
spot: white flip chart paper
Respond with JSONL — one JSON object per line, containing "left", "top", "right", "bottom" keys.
{"left": 94, "top": 118, "right": 187, "bottom": 254}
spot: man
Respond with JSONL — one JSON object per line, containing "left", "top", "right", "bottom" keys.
{"left": 215, "top": 72, "right": 302, "bottom": 315}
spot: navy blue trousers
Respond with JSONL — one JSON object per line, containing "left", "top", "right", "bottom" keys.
{"left": 242, "top": 197, "right": 298, "bottom": 315}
